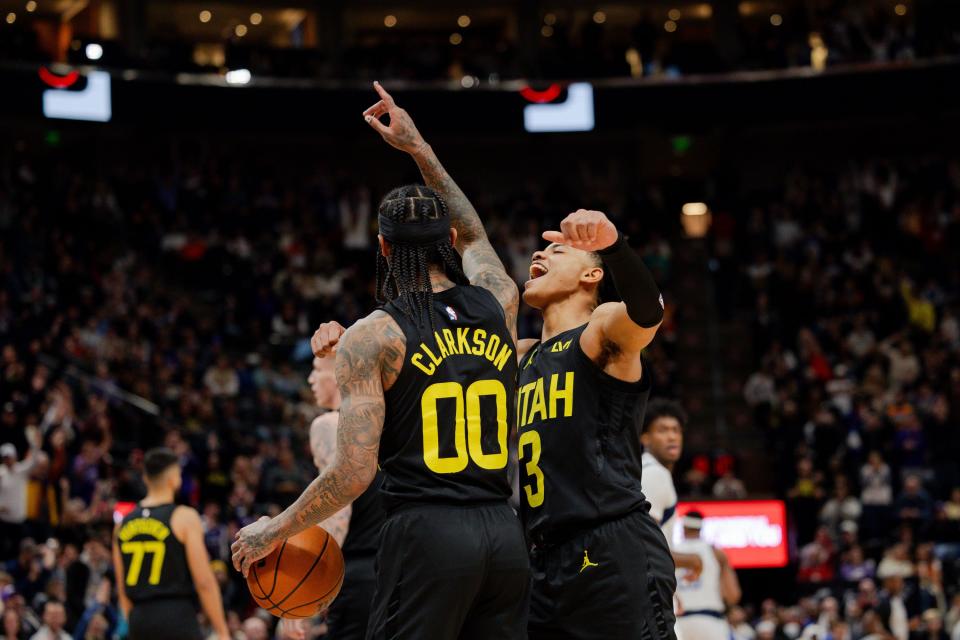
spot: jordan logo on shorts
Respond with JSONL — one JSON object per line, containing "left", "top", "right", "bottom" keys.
{"left": 580, "top": 549, "right": 599, "bottom": 573}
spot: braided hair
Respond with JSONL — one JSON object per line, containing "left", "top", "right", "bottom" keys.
{"left": 375, "top": 185, "right": 469, "bottom": 330}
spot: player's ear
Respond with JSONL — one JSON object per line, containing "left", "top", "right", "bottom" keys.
{"left": 449, "top": 227, "right": 457, "bottom": 247}
{"left": 580, "top": 265, "right": 604, "bottom": 285}
{"left": 378, "top": 234, "right": 391, "bottom": 258}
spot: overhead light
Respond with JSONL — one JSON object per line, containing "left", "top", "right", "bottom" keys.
{"left": 250, "top": 12, "right": 262, "bottom": 25}
{"left": 234, "top": 24, "right": 247, "bottom": 37}
{"left": 449, "top": 32, "right": 462, "bottom": 45}
{"left": 894, "top": 3, "right": 907, "bottom": 15}
{"left": 199, "top": 10, "right": 211, "bottom": 23}
{"left": 6, "top": 12, "right": 16, "bottom": 23}
{"left": 668, "top": 8, "right": 681, "bottom": 21}
{"left": 85, "top": 43, "right": 103, "bottom": 60}
{"left": 664, "top": 20, "right": 677, "bottom": 32}
{"left": 460, "top": 75, "right": 476, "bottom": 88}
{"left": 384, "top": 14, "right": 397, "bottom": 28}
{"left": 544, "top": 12, "right": 557, "bottom": 25}
{"left": 682, "top": 202, "right": 708, "bottom": 217}
{"left": 770, "top": 13, "right": 783, "bottom": 26}
{"left": 592, "top": 10, "right": 606, "bottom": 24}
{"left": 225, "top": 68, "right": 251, "bottom": 85}
{"left": 457, "top": 14, "right": 470, "bottom": 28}
{"left": 541, "top": 25, "right": 554, "bottom": 37}
{"left": 25, "top": 1, "right": 37, "bottom": 13}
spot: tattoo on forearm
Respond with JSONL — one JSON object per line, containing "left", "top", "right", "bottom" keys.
{"left": 413, "top": 146, "right": 519, "bottom": 340}
{"left": 276, "top": 313, "right": 404, "bottom": 537}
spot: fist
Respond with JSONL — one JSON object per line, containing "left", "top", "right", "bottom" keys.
{"left": 542, "top": 209, "right": 619, "bottom": 252}
{"left": 311, "top": 321, "right": 347, "bottom": 358}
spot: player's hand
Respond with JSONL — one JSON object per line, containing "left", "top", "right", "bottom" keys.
{"left": 231, "top": 516, "right": 281, "bottom": 578}
{"left": 682, "top": 555, "right": 704, "bottom": 582}
{"left": 363, "top": 81, "right": 427, "bottom": 155}
{"left": 279, "top": 619, "right": 307, "bottom": 640}
{"left": 542, "top": 209, "right": 619, "bottom": 252}
{"left": 311, "top": 321, "right": 347, "bottom": 358}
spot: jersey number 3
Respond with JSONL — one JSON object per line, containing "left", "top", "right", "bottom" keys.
{"left": 421, "top": 379, "right": 509, "bottom": 474}
{"left": 518, "top": 431, "right": 545, "bottom": 507}
{"left": 122, "top": 541, "right": 166, "bottom": 586}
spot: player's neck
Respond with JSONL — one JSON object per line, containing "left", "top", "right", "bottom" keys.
{"left": 428, "top": 267, "right": 456, "bottom": 293}
{"left": 141, "top": 488, "right": 175, "bottom": 506}
{"left": 540, "top": 295, "right": 593, "bottom": 342}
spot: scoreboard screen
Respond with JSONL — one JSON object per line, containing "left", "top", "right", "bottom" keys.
{"left": 673, "top": 500, "right": 789, "bottom": 569}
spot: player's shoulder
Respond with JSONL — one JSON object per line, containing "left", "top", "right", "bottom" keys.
{"left": 171, "top": 505, "right": 202, "bottom": 535}
{"left": 337, "top": 310, "right": 406, "bottom": 387}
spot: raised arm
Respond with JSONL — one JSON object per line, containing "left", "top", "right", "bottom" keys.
{"left": 363, "top": 82, "right": 519, "bottom": 341}
{"left": 543, "top": 209, "right": 664, "bottom": 381}
{"left": 232, "top": 311, "right": 403, "bottom": 576}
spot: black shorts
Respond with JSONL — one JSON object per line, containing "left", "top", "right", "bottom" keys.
{"left": 128, "top": 598, "right": 202, "bottom": 640}
{"left": 326, "top": 554, "right": 376, "bottom": 640}
{"left": 366, "top": 501, "right": 530, "bottom": 640}
{"left": 528, "top": 510, "right": 677, "bottom": 640}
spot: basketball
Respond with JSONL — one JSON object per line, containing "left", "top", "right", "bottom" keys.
{"left": 246, "top": 527, "right": 345, "bottom": 619}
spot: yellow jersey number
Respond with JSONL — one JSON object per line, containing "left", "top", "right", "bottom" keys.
{"left": 518, "top": 430, "right": 545, "bottom": 507}
{"left": 421, "top": 379, "right": 509, "bottom": 473}
{"left": 122, "top": 541, "right": 166, "bottom": 586}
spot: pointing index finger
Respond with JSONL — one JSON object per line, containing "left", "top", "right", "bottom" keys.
{"left": 373, "top": 81, "right": 395, "bottom": 107}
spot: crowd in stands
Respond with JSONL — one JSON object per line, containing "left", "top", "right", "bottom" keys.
{"left": 0, "top": 126, "right": 958, "bottom": 639}
{"left": 4, "top": 2, "right": 960, "bottom": 82}
{"left": 722, "top": 156, "right": 960, "bottom": 638}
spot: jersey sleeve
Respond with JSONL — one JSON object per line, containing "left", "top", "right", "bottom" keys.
{"left": 642, "top": 463, "right": 678, "bottom": 525}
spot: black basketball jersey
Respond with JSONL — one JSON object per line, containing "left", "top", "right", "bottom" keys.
{"left": 341, "top": 471, "right": 385, "bottom": 556}
{"left": 117, "top": 504, "right": 195, "bottom": 603}
{"left": 517, "top": 324, "right": 651, "bottom": 540}
{"left": 379, "top": 286, "right": 516, "bottom": 510}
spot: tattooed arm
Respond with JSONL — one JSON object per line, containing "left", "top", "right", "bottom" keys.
{"left": 231, "top": 311, "right": 404, "bottom": 575}
{"left": 308, "top": 412, "right": 352, "bottom": 547}
{"left": 363, "top": 82, "right": 519, "bottom": 343}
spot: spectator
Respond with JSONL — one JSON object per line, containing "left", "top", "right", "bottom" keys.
{"left": 895, "top": 475, "right": 935, "bottom": 528}
{"left": 713, "top": 469, "right": 748, "bottom": 499}
{"left": 0, "top": 430, "right": 41, "bottom": 556}
{"left": 203, "top": 356, "right": 239, "bottom": 398}
{"left": 797, "top": 526, "right": 836, "bottom": 584}
{"left": 820, "top": 476, "right": 863, "bottom": 536}
{"left": 28, "top": 601, "right": 69, "bottom": 640}
{"left": 2, "top": 609, "right": 26, "bottom": 640}
{"left": 241, "top": 616, "right": 269, "bottom": 640}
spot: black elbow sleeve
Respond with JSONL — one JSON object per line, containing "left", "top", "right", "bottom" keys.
{"left": 597, "top": 233, "right": 664, "bottom": 328}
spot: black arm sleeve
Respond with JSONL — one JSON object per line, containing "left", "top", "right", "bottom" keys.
{"left": 596, "top": 233, "right": 664, "bottom": 328}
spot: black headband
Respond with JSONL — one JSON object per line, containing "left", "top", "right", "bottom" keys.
{"left": 378, "top": 215, "right": 450, "bottom": 245}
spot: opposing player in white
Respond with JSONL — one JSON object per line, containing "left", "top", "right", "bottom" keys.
{"left": 640, "top": 399, "right": 703, "bottom": 640}
{"left": 673, "top": 511, "right": 741, "bottom": 640}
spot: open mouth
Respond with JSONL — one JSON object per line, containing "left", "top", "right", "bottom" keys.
{"left": 528, "top": 262, "right": 548, "bottom": 280}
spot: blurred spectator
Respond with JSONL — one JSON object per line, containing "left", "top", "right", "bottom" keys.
{"left": 27, "top": 601, "right": 69, "bottom": 640}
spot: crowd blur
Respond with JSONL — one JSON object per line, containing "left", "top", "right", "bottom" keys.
{"left": 0, "top": 129, "right": 958, "bottom": 639}
{"left": 3, "top": 2, "right": 960, "bottom": 82}
{"left": 717, "top": 156, "right": 960, "bottom": 639}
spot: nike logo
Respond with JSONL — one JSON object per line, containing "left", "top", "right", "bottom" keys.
{"left": 580, "top": 549, "right": 599, "bottom": 573}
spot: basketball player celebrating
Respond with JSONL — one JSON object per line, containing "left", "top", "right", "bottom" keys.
{"left": 113, "top": 448, "right": 230, "bottom": 640}
{"left": 512, "top": 210, "right": 679, "bottom": 639}
{"left": 306, "top": 356, "right": 385, "bottom": 640}
{"left": 672, "top": 511, "right": 741, "bottom": 640}
{"left": 358, "top": 82, "right": 675, "bottom": 638}
{"left": 231, "top": 133, "right": 530, "bottom": 639}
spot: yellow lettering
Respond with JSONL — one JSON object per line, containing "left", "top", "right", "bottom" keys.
{"left": 529, "top": 377, "right": 547, "bottom": 423}
{"left": 423, "top": 344, "right": 442, "bottom": 366}
{"left": 550, "top": 372, "right": 575, "bottom": 418}
{"left": 472, "top": 329, "right": 487, "bottom": 356}
{"left": 118, "top": 518, "right": 171, "bottom": 542}
{"left": 442, "top": 329, "right": 458, "bottom": 356}
{"left": 492, "top": 343, "right": 512, "bottom": 371}
{"left": 519, "top": 382, "right": 536, "bottom": 427}
{"left": 484, "top": 334, "right": 502, "bottom": 362}
{"left": 434, "top": 332, "right": 449, "bottom": 359}
{"left": 411, "top": 353, "right": 435, "bottom": 376}
{"left": 456, "top": 328, "right": 471, "bottom": 355}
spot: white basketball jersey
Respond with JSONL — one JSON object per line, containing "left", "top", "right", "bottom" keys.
{"left": 673, "top": 538, "right": 725, "bottom": 613}
{"left": 641, "top": 452, "right": 678, "bottom": 545}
